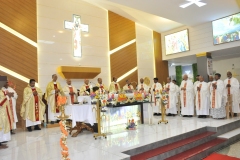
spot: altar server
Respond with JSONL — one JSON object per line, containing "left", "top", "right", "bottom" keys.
{"left": 2, "top": 81, "right": 18, "bottom": 134}
{"left": 63, "top": 79, "right": 77, "bottom": 105}
{"left": 45, "top": 74, "right": 64, "bottom": 124}
{"left": 195, "top": 76, "right": 209, "bottom": 118}
{"left": 180, "top": 74, "right": 194, "bottom": 117}
{"left": 151, "top": 78, "right": 162, "bottom": 116}
{"left": 165, "top": 77, "right": 177, "bottom": 116}
{"left": 21, "top": 79, "right": 45, "bottom": 132}
{"left": 211, "top": 73, "right": 226, "bottom": 119}
{"left": 224, "top": 71, "right": 240, "bottom": 116}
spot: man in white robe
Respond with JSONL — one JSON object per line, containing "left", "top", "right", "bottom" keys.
{"left": 109, "top": 77, "right": 120, "bottom": 94}
{"left": 165, "top": 77, "right": 177, "bottom": 116}
{"left": 2, "top": 81, "right": 18, "bottom": 134}
{"left": 210, "top": 73, "right": 226, "bottom": 119}
{"left": 137, "top": 78, "right": 149, "bottom": 92}
{"left": 151, "top": 78, "right": 162, "bottom": 116}
{"left": 123, "top": 80, "right": 134, "bottom": 91}
{"left": 195, "top": 76, "right": 209, "bottom": 118}
{"left": 80, "top": 79, "right": 92, "bottom": 96}
{"left": 180, "top": 74, "right": 194, "bottom": 117}
{"left": 63, "top": 79, "right": 77, "bottom": 105}
{"left": 96, "top": 78, "right": 108, "bottom": 94}
{"left": 193, "top": 75, "right": 200, "bottom": 91}
{"left": 224, "top": 71, "right": 240, "bottom": 116}
{"left": 208, "top": 75, "right": 214, "bottom": 116}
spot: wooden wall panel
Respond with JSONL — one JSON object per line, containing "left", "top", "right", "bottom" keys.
{"left": 110, "top": 43, "right": 137, "bottom": 78}
{"left": 153, "top": 31, "right": 169, "bottom": 84}
{"left": 0, "top": 71, "right": 28, "bottom": 129}
{"left": 118, "top": 70, "right": 138, "bottom": 90}
{"left": 0, "top": 28, "right": 38, "bottom": 81}
{"left": 0, "top": 0, "right": 37, "bottom": 42}
{"left": 108, "top": 11, "right": 136, "bottom": 50}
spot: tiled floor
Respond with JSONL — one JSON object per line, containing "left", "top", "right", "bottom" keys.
{"left": 217, "top": 140, "right": 240, "bottom": 158}
{"left": 1, "top": 116, "right": 240, "bottom": 160}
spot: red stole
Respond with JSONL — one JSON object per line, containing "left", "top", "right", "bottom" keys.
{"left": 198, "top": 84, "right": 202, "bottom": 110}
{"left": 3, "top": 91, "right": 13, "bottom": 129}
{"left": 32, "top": 88, "right": 39, "bottom": 121}
{"left": 167, "top": 84, "right": 170, "bottom": 109}
{"left": 115, "top": 84, "right": 118, "bottom": 91}
{"left": 212, "top": 82, "right": 217, "bottom": 108}
{"left": 128, "top": 85, "right": 131, "bottom": 89}
{"left": 227, "top": 79, "right": 231, "bottom": 95}
{"left": 54, "top": 84, "right": 59, "bottom": 113}
{"left": 69, "top": 86, "right": 74, "bottom": 104}
{"left": 100, "top": 85, "right": 104, "bottom": 93}
{"left": 85, "top": 85, "right": 89, "bottom": 90}
{"left": 183, "top": 82, "right": 187, "bottom": 107}
{"left": 154, "top": 84, "right": 157, "bottom": 105}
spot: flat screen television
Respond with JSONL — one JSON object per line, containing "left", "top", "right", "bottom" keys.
{"left": 165, "top": 29, "right": 190, "bottom": 55}
{"left": 212, "top": 12, "right": 240, "bottom": 45}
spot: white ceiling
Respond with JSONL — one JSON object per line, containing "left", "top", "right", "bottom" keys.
{"left": 84, "top": 0, "right": 240, "bottom": 33}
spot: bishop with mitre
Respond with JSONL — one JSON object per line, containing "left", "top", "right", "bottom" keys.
{"left": 21, "top": 79, "right": 45, "bottom": 132}
{"left": 194, "top": 76, "right": 209, "bottom": 118}
{"left": 45, "top": 74, "right": 64, "bottom": 124}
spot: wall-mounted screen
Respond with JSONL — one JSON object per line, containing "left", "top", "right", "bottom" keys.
{"left": 165, "top": 29, "right": 190, "bottom": 55}
{"left": 212, "top": 12, "right": 240, "bottom": 45}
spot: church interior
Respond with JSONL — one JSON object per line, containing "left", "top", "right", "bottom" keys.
{"left": 1, "top": 0, "right": 240, "bottom": 160}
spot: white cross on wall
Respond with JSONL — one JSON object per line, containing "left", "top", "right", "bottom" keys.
{"left": 64, "top": 14, "right": 89, "bottom": 58}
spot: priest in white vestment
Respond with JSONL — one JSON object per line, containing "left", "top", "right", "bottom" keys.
{"left": 45, "top": 74, "right": 64, "bottom": 124}
{"left": 195, "top": 76, "right": 209, "bottom": 118}
{"left": 165, "top": 77, "right": 177, "bottom": 116}
{"left": 80, "top": 79, "right": 92, "bottom": 96}
{"left": 208, "top": 75, "right": 214, "bottom": 116}
{"left": 180, "top": 74, "right": 194, "bottom": 117}
{"left": 224, "top": 71, "right": 240, "bottom": 115}
{"left": 21, "top": 79, "right": 45, "bottom": 132}
{"left": 193, "top": 75, "right": 200, "bottom": 92}
{"left": 96, "top": 78, "right": 108, "bottom": 94}
{"left": 210, "top": 73, "right": 226, "bottom": 119}
{"left": 0, "top": 76, "right": 12, "bottom": 148}
{"left": 2, "top": 81, "right": 18, "bottom": 134}
{"left": 109, "top": 77, "right": 120, "bottom": 94}
{"left": 63, "top": 79, "right": 77, "bottom": 105}
{"left": 151, "top": 78, "right": 162, "bottom": 116}
{"left": 137, "top": 78, "right": 149, "bottom": 92}
{"left": 123, "top": 80, "right": 134, "bottom": 91}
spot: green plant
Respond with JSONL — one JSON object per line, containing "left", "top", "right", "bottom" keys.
{"left": 175, "top": 66, "right": 182, "bottom": 86}
{"left": 192, "top": 63, "right": 198, "bottom": 82}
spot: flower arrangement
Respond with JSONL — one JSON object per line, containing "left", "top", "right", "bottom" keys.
{"left": 118, "top": 93, "right": 128, "bottom": 102}
{"left": 134, "top": 92, "right": 143, "bottom": 101}
{"left": 59, "top": 121, "right": 70, "bottom": 160}
{"left": 161, "top": 89, "right": 169, "bottom": 107}
{"left": 57, "top": 96, "right": 67, "bottom": 107}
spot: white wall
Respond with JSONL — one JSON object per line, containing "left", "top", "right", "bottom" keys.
{"left": 135, "top": 24, "right": 155, "bottom": 82}
{"left": 37, "top": 0, "right": 109, "bottom": 92}
{"left": 213, "top": 57, "right": 240, "bottom": 81}
{"left": 161, "top": 22, "right": 240, "bottom": 60}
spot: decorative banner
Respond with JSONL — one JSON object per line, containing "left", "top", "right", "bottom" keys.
{"left": 207, "top": 58, "right": 213, "bottom": 75}
{"left": 64, "top": 15, "right": 89, "bottom": 58}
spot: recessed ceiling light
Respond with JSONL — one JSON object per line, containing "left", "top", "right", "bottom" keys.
{"left": 58, "top": 30, "right": 63, "bottom": 33}
{"left": 180, "top": 0, "right": 206, "bottom": 8}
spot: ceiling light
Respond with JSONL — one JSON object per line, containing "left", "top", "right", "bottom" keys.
{"left": 180, "top": 0, "right": 206, "bottom": 8}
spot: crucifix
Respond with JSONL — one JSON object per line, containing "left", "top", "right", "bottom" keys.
{"left": 64, "top": 14, "right": 89, "bottom": 58}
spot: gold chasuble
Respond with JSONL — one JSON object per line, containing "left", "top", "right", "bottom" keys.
{"left": 21, "top": 85, "right": 45, "bottom": 122}
{"left": 45, "top": 81, "right": 64, "bottom": 113}
{"left": 0, "top": 90, "right": 12, "bottom": 133}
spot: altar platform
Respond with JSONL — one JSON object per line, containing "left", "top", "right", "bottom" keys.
{"left": 1, "top": 116, "right": 240, "bottom": 160}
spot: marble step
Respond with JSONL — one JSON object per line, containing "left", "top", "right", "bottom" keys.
{"left": 130, "top": 131, "right": 215, "bottom": 160}
{"left": 165, "top": 138, "right": 227, "bottom": 160}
